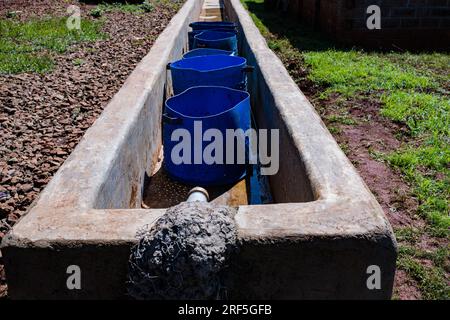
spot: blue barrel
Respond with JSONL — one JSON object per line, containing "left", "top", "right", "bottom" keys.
{"left": 193, "top": 31, "right": 238, "bottom": 55}
{"left": 169, "top": 55, "right": 248, "bottom": 94}
{"left": 189, "top": 21, "right": 237, "bottom": 31}
{"left": 188, "top": 28, "right": 238, "bottom": 50}
{"left": 163, "top": 86, "right": 251, "bottom": 186}
{"left": 183, "top": 48, "right": 234, "bottom": 59}
{"left": 188, "top": 22, "right": 238, "bottom": 49}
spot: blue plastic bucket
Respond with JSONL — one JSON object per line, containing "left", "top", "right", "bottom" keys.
{"left": 188, "top": 28, "right": 237, "bottom": 50}
{"left": 193, "top": 31, "right": 238, "bottom": 54}
{"left": 169, "top": 55, "right": 249, "bottom": 94}
{"left": 189, "top": 21, "right": 237, "bottom": 31}
{"left": 163, "top": 86, "right": 251, "bottom": 186}
{"left": 183, "top": 48, "right": 234, "bottom": 59}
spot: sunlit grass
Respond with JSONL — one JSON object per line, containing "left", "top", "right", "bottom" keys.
{"left": 397, "top": 245, "right": 449, "bottom": 300}
{"left": 304, "top": 51, "right": 435, "bottom": 97}
{"left": 381, "top": 92, "right": 449, "bottom": 137}
{"left": 0, "top": 17, "right": 104, "bottom": 73}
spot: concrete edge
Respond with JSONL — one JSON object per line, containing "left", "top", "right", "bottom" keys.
{"left": 2, "top": 198, "right": 392, "bottom": 248}
{"left": 227, "top": 0, "right": 382, "bottom": 202}
{"left": 27, "top": 0, "right": 202, "bottom": 211}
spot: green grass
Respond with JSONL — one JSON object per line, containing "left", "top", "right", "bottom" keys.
{"left": 387, "top": 146, "right": 450, "bottom": 236}
{"left": 394, "top": 226, "right": 449, "bottom": 300}
{"left": 395, "top": 227, "right": 422, "bottom": 243}
{"left": 397, "top": 245, "right": 449, "bottom": 300}
{"left": 386, "top": 52, "right": 450, "bottom": 88}
{"left": 304, "top": 51, "right": 435, "bottom": 97}
{"left": 326, "top": 114, "right": 357, "bottom": 125}
{"left": 381, "top": 92, "right": 450, "bottom": 138}
{"left": 0, "top": 17, "right": 103, "bottom": 74}
{"left": 0, "top": 52, "right": 54, "bottom": 73}
{"left": 328, "top": 126, "right": 341, "bottom": 135}
{"left": 381, "top": 92, "right": 449, "bottom": 236}
{"left": 72, "top": 58, "right": 85, "bottom": 66}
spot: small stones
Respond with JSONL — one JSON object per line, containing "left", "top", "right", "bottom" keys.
{"left": 18, "top": 184, "right": 33, "bottom": 193}
{"left": 0, "top": 192, "right": 9, "bottom": 201}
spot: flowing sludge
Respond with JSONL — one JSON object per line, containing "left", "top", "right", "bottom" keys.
{"left": 127, "top": 201, "right": 237, "bottom": 300}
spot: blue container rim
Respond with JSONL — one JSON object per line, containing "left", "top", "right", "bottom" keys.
{"left": 165, "top": 86, "right": 250, "bottom": 120}
{"left": 182, "top": 48, "right": 234, "bottom": 58}
{"left": 189, "top": 21, "right": 237, "bottom": 27}
{"left": 190, "top": 28, "right": 238, "bottom": 34}
{"left": 193, "top": 31, "right": 236, "bottom": 42}
{"left": 170, "top": 55, "right": 246, "bottom": 73}
{"left": 164, "top": 169, "right": 246, "bottom": 187}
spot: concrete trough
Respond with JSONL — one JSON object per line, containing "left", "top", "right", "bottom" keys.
{"left": 1, "top": 0, "right": 397, "bottom": 299}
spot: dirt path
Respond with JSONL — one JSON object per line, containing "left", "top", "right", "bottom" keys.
{"left": 0, "top": 0, "right": 181, "bottom": 299}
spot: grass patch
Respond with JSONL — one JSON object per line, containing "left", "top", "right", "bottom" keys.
{"left": 387, "top": 146, "right": 449, "bottom": 237}
{"left": 72, "top": 58, "right": 85, "bottom": 66}
{"left": 326, "top": 114, "right": 357, "bottom": 125}
{"left": 386, "top": 52, "right": 450, "bottom": 88}
{"left": 397, "top": 245, "right": 449, "bottom": 300}
{"left": 328, "top": 126, "right": 341, "bottom": 135}
{"left": 0, "top": 53, "right": 54, "bottom": 73}
{"left": 304, "top": 51, "right": 435, "bottom": 98}
{"left": 381, "top": 92, "right": 449, "bottom": 138}
{"left": 0, "top": 17, "right": 103, "bottom": 74}
{"left": 395, "top": 226, "right": 422, "bottom": 244}
{"left": 381, "top": 92, "right": 449, "bottom": 236}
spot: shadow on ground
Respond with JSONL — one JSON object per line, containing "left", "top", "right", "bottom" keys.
{"left": 245, "top": 0, "right": 337, "bottom": 52}
{"left": 245, "top": 0, "right": 449, "bottom": 54}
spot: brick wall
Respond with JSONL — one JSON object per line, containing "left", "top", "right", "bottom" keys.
{"left": 272, "top": 0, "right": 450, "bottom": 49}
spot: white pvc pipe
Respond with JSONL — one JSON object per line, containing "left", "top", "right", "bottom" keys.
{"left": 186, "top": 187, "right": 210, "bottom": 202}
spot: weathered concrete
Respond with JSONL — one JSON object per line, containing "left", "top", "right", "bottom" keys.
{"left": 1, "top": 0, "right": 397, "bottom": 299}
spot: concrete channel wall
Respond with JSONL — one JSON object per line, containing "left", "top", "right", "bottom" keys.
{"left": 1, "top": 0, "right": 397, "bottom": 299}
{"left": 224, "top": 0, "right": 396, "bottom": 299}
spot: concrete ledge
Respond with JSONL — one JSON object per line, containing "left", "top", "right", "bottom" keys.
{"left": 31, "top": 0, "right": 201, "bottom": 211}
{"left": 2, "top": 0, "right": 397, "bottom": 299}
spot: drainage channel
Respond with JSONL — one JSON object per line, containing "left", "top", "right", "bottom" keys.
{"left": 199, "top": 0, "right": 224, "bottom": 21}
{"left": 142, "top": 0, "right": 272, "bottom": 209}
{"left": 130, "top": 0, "right": 251, "bottom": 299}
{"left": 1, "top": 0, "right": 397, "bottom": 300}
